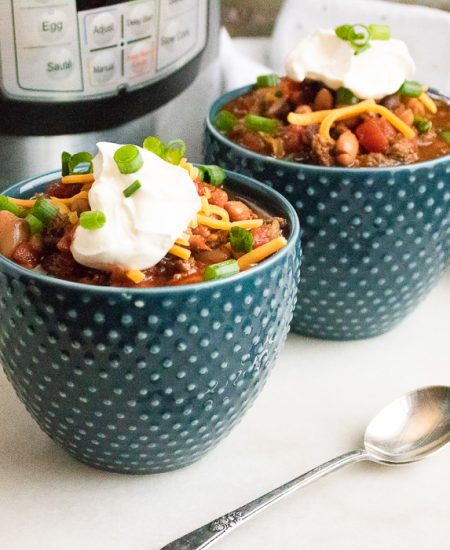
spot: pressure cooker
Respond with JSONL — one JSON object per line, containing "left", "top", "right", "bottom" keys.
{"left": 0, "top": 0, "right": 220, "bottom": 188}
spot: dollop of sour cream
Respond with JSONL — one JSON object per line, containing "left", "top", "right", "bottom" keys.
{"left": 71, "top": 142, "right": 201, "bottom": 271}
{"left": 285, "top": 29, "right": 416, "bottom": 100}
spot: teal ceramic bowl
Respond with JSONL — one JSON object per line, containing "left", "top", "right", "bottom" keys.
{"left": 204, "top": 86, "right": 450, "bottom": 340}
{"left": 0, "top": 169, "right": 301, "bottom": 474}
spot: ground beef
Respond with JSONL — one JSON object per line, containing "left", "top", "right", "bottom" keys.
{"left": 312, "top": 135, "right": 335, "bottom": 166}
{"left": 386, "top": 135, "right": 419, "bottom": 164}
{"left": 356, "top": 153, "right": 401, "bottom": 167}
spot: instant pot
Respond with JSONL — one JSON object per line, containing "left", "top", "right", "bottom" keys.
{"left": 0, "top": 0, "right": 220, "bottom": 188}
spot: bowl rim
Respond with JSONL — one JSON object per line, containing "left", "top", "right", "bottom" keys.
{"left": 0, "top": 168, "right": 300, "bottom": 295}
{"left": 206, "top": 84, "right": 450, "bottom": 173}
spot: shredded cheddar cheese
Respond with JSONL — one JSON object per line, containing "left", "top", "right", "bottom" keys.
{"left": 288, "top": 108, "right": 335, "bottom": 126}
{"left": 209, "top": 204, "right": 230, "bottom": 221}
{"left": 419, "top": 93, "right": 437, "bottom": 114}
{"left": 61, "top": 174, "right": 95, "bottom": 184}
{"left": 196, "top": 215, "right": 264, "bottom": 231}
{"left": 126, "top": 270, "right": 145, "bottom": 284}
{"left": 200, "top": 195, "right": 211, "bottom": 216}
{"left": 49, "top": 197, "right": 70, "bottom": 214}
{"left": 169, "top": 245, "right": 191, "bottom": 260}
{"left": 237, "top": 237, "right": 287, "bottom": 271}
{"left": 319, "top": 100, "right": 415, "bottom": 140}
{"left": 53, "top": 191, "right": 89, "bottom": 205}
{"left": 8, "top": 197, "right": 37, "bottom": 208}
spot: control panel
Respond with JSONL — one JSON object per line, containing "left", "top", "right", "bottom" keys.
{"left": 0, "top": 0, "right": 207, "bottom": 101}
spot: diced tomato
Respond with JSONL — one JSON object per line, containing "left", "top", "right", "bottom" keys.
{"left": 280, "top": 124, "right": 304, "bottom": 154}
{"left": 193, "top": 177, "right": 205, "bottom": 196}
{"left": 355, "top": 118, "right": 392, "bottom": 153}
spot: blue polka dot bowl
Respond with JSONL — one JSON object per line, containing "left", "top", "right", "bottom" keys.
{"left": 204, "top": 86, "right": 450, "bottom": 340}
{"left": 0, "top": 169, "right": 300, "bottom": 474}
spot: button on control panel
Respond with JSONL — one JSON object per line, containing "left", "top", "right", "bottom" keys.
{"left": 0, "top": 0, "right": 207, "bottom": 100}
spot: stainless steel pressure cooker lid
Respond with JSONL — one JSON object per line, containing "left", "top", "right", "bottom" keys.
{"left": 0, "top": 0, "right": 219, "bottom": 135}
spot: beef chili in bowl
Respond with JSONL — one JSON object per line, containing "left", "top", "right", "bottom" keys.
{"left": 0, "top": 139, "right": 289, "bottom": 286}
{"left": 204, "top": 24, "right": 450, "bottom": 340}
{"left": 0, "top": 140, "right": 301, "bottom": 474}
{"left": 213, "top": 26, "right": 450, "bottom": 168}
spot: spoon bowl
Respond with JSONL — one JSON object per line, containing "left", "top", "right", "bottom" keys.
{"left": 162, "top": 385, "right": 450, "bottom": 549}
{"left": 364, "top": 386, "right": 450, "bottom": 464}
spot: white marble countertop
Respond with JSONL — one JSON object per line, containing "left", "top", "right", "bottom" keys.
{"left": 1, "top": 270, "right": 449, "bottom": 550}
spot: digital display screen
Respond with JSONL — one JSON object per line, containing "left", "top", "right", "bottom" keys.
{"left": 76, "top": 0, "right": 128, "bottom": 10}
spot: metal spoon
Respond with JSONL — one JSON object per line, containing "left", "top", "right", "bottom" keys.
{"left": 161, "top": 385, "right": 450, "bottom": 550}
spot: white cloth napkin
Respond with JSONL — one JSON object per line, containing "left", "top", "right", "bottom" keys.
{"left": 220, "top": 0, "right": 450, "bottom": 93}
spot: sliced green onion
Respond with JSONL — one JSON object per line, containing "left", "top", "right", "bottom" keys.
{"left": 368, "top": 24, "right": 390, "bottom": 40}
{"left": 244, "top": 114, "right": 279, "bottom": 135}
{"left": 203, "top": 259, "right": 240, "bottom": 281}
{"left": 165, "top": 139, "right": 186, "bottom": 165}
{"left": 114, "top": 145, "right": 144, "bottom": 174}
{"left": 335, "top": 87, "right": 359, "bottom": 105}
{"left": 68, "top": 152, "right": 93, "bottom": 174}
{"left": 32, "top": 197, "right": 59, "bottom": 225}
{"left": 25, "top": 213, "right": 43, "bottom": 235}
{"left": 123, "top": 179, "right": 141, "bottom": 198}
{"left": 0, "top": 195, "right": 21, "bottom": 216}
{"left": 256, "top": 74, "right": 281, "bottom": 88}
{"left": 197, "top": 165, "right": 225, "bottom": 187}
{"left": 349, "top": 24, "right": 370, "bottom": 47}
{"left": 214, "top": 110, "right": 237, "bottom": 132}
{"left": 61, "top": 151, "right": 71, "bottom": 176}
{"left": 414, "top": 115, "right": 432, "bottom": 134}
{"left": 143, "top": 136, "right": 166, "bottom": 158}
{"left": 79, "top": 210, "right": 106, "bottom": 230}
{"left": 354, "top": 42, "right": 371, "bottom": 55}
{"left": 335, "top": 24, "right": 353, "bottom": 41}
{"left": 230, "top": 226, "right": 253, "bottom": 254}
{"left": 399, "top": 80, "right": 423, "bottom": 98}
{"left": 440, "top": 130, "right": 450, "bottom": 144}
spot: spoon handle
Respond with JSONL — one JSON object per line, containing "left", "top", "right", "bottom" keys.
{"left": 160, "top": 449, "right": 367, "bottom": 550}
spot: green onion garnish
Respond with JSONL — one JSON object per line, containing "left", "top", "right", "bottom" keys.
{"left": 197, "top": 165, "right": 225, "bottom": 186}
{"left": 143, "top": 136, "right": 166, "bottom": 158}
{"left": 79, "top": 210, "right": 106, "bottom": 230}
{"left": 440, "top": 130, "right": 450, "bottom": 144}
{"left": 32, "top": 197, "right": 59, "bottom": 225}
{"left": 203, "top": 259, "right": 240, "bottom": 281}
{"left": 68, "top": 152, "right": 93, "bottom": 175}
{"left": 256, "top": 74, "right": 281, "bottom": 88}
{"left": 114, "top": 145, "right": 144, "bottom": 174}
{"left": 230, "top": 226, "right": 253, "bottom": 254}
{"left": 368, "top": 24, "right": 390, "bottom": 40}
{"left": 244, "top": 114, "right": 279, "bottom": 135}
{"left": 214, "top": 110, "right": 237, "bottom": 132}
{"left": 165, "top": 139, "right": 186, "bottom": 165}
{"left": 25, "top": 213, "right": 43, "bottom": 235}
{"left": 61, "top": 151, "right": 71, "bottom": 176}
{"left": 0, "top": 195, "right": 21, "bottom": 216}
{"left": 123, "top": 180, "right": 141, "bottom": 198}
{"left": 335, "top": 87, "right": 359, "bottom": 105}
{"left": 335, "top": 23, "right": 391, "bottom": 55}
{"left": 399, "top": 80, "right": 423, "bottom": 98}
{"left": 414, "top": 115, "right": 432, "bottom": 134}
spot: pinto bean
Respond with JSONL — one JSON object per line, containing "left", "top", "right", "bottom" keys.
{"left": 0, "top": 210, "right": 30, "bottom": 259}
{"left": 314, "top": 88, "right": 334, "bottom": 111}
{"left": 335, "top": 131, "right": 359, "bottom": 166}
{"left": 209, "top": 188, "right": 229, "bottom": 208}
{"left": 194, "top": 246, "right": 232, "bottom": 265}
{"left": 224, "top": 201, "right": 252, "bottom": 221}
{"left": 398, "top": 108, "right": 414, "bottom": 127}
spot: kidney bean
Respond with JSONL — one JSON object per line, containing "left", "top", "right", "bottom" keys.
{"left": 209, "top": 188, "right": 229, "bottom": 208}
{"left": 194, "top": 246, "right": 232, "bottom": 265}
